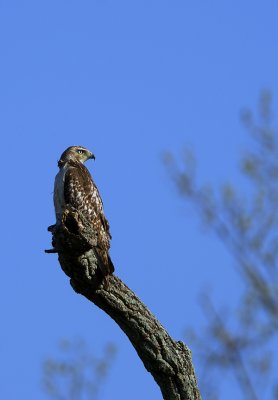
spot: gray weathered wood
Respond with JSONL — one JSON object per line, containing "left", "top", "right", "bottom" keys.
{"left": 46, "top": 207, "right": 201, "bottom": 400}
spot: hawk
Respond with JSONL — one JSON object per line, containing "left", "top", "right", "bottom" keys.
{"left": 54, "top": 145, "right": 114, "bottom": 277}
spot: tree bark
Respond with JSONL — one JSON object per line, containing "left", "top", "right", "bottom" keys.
{"left": 46, "top": 207, "right": 201, "bottom": 400}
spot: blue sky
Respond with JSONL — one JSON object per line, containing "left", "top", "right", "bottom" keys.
{"left": 1, "top": 1, "right": 278, "bottom": 399}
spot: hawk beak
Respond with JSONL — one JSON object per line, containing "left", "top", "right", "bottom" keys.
{"left": 90, "top": 153, "right": 96, "bottom": 160}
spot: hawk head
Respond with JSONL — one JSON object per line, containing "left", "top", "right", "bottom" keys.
{"left": 58, "top": 146, "right": 95, "bottom": 167}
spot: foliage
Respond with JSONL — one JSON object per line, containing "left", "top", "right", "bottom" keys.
{"left": 164, "top": 91, "right": 278, "bottom": 400}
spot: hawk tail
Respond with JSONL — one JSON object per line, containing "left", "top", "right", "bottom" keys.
{"left": 95, "top": 250, "right": 114, "bottom": 277}
{"left": 107, "top": 254, "right": 115, "bottom": 274}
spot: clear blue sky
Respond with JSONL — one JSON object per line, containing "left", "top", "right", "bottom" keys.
{"left": 1, "top": 1, "right": 277, "bottom": 399}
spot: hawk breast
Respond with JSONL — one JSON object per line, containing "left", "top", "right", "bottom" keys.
{"left": 54, "top": 164, "right": 68, "bottom": 222}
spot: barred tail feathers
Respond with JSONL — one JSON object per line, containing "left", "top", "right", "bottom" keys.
{"left": 95, "top": 248, "right": 114, "bottom": 277}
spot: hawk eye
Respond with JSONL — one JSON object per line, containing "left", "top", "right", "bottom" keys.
{"left": 77, "top": 149, "right": 84, "bottom": 154}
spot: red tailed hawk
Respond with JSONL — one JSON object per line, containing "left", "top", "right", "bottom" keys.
{"left": 54, "top": 145, "right": 114, "bottom": 277}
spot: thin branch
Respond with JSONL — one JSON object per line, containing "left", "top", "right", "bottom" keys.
{"left": 206, "top": 298, "right": 259, "bottom": 400}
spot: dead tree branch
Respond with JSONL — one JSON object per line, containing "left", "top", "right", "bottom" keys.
{"left": 46, "top": 207, "right": 201, "bottom": 400}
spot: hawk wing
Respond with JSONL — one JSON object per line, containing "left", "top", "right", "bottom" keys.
{"left": 64, "top": 160, "right": 114, "bottom": 276}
